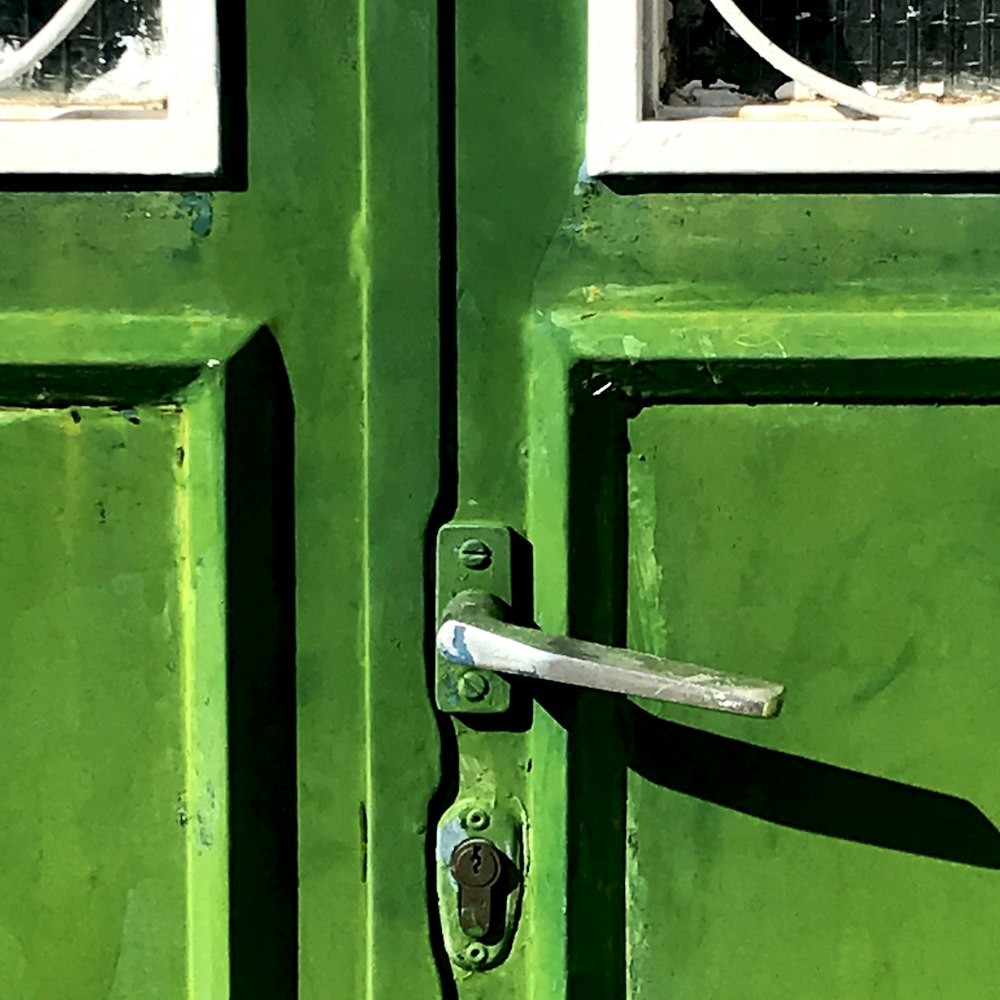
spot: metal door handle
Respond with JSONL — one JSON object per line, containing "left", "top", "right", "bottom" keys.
{"left": 437, "top": 591, "right": 784, "bottom": 718}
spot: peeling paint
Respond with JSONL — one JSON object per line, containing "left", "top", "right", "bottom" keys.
{"left": 440, "top": 622, "right": 475, "bottom": 666}
{"left": 177, "top": 194, "right": 214, "bottom": 239}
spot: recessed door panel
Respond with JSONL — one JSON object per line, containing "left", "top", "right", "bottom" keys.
{"left": 0, "top": 404, "right": 224, "bottom": 999}
{"left": 626, "top": 404, "right": 1000, "bottom": 997}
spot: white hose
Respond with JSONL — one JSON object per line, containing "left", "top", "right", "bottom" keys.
{"left": 709, "top": 0, "right": 1000, "bottom": 122}
{"left": 0, "top": 0, "right": 101, "bottom": 88}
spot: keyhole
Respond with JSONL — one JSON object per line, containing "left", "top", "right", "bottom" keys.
{"left": 471, "top": 844, "right": 483, "bottom": 874}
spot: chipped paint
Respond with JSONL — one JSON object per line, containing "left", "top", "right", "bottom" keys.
{"left": 177, "top": 194, "right": 213, "bottom": 239}
{"left": 439, "top": 622, "right": 475, "bottom": 666}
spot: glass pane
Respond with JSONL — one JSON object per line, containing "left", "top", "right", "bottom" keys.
{"left": 663, "top": 0, "right": 1000, "bottom": 98}
{"left": 0, "top": 0, "right": 165, "bottom": 111}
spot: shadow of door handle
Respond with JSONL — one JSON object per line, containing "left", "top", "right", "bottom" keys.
{"left": 437, "top": 591, "right": 785, "bottom": 718}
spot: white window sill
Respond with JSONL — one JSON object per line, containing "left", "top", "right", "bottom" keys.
{"left": 588, "top": 119, "right": 1000, "bottom": 176}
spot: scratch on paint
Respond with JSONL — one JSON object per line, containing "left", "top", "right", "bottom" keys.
{"left": 734, "top": 332, "right": 788, "bottom": 357}
{"left": 197, "top": 814, "right": 213, "bottom": 848}
{"left": 360, "top": 802, "right": 368, "bottom": 882}
{"left": 623, "top": 334, "right": 646, "bottom": 359}
{"left": 851, "top": 636, "right": 918, "bottom": 705}
{"left": 627, "top": 438, "right": 670, "bottom": 657}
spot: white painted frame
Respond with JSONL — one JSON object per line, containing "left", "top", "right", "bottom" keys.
{"left": 0, "top": 0, "right": 219, "bottom": 175}
{"left": 587, "top": 0, "right": 1000, "bottom": 175}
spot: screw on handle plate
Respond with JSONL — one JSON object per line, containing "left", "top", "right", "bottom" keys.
{"left": 451, "top": 838, "right": 503, "bottom": 940}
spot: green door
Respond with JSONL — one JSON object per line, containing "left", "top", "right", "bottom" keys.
{"left": 0, "top": 0, "right": 444, "bottom": 996}
{"left": 442, "top": 0, "right": 1000, "bottom": 996}
{"left": 442, "top": 302, "right": 1000, "bottom": 998}
{"left": 12, "top": 0, "right": 1000, "bottom": 995}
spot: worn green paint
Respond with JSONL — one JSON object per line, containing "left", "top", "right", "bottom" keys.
{"left": 10, "top": 0, "right": 1000, "bottom": 992}
{"left": 0, "top": 403, "right": 224, "bottom": 999}
{"left": 0, "top": 312, "right": 248, "bottom": 367}
{"left": 436, "top": 524, "right": 516, "bottom": 714}
{"left": 514, "top": 306, "right": 1000, "bottom": 995}
{"left": 627, "top": 404, "right": 1000, "bottom": 997}
{"left": 359, "top": 0, "right": 442, "bottom": 996}
{"left": 455, "top": 0, "right": 1000, "bottom": 996}
{"left": 0, "top": 0, "right": 442, "bottom": 997}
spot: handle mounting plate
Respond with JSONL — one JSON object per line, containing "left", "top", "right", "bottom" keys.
{"left": 436, "top": 523, "right": 514, "bottom": 714}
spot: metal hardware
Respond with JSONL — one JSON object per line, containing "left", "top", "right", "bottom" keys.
{"left": 464, "top": 943, "right": 489, "bottom": 967}
{"left": 436, "top": 524, "right": 514, "bottom": 714}
{"left": 463, "top": 807, "right": 491, "bottom": 832}
{"left": 437, "top": 799, "right": 523, "bottom": 970}
{"left": 457, "top": 670, "right": 490, "bottom": 702}
{"left": 438, "top": 590, "right": 785, "bottom": 718}
{"left": 458, "top": 538, "right": 493, "bottom": 570}
{"left": 451, "top": 838, "right": 504, "bottom": 939}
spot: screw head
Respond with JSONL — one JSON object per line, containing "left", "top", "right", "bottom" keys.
{"left": 458, "top": 538, "right": 492, "bottom": 571}
{"left": 458, "top": 670, "right": 490, "bottom": 702}
{"left": 464, "top": 943, "right": 489, "bottom": 967}
{"left": 464, "top": 807, "right": 491, "bottom": 832}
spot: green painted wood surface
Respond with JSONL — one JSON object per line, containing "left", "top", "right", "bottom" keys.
{"left": 0, "top": 406, "right": 207, "bottom": 999}
{"left": 15, "top": 0, "right": 1000, "bottom": 991}
{"left": 626, "top": 404, "right": 1000, "bottom": 997}
{"left": 455, "top": 0, "right": 1000, "bottom": 996}
{"left": 0, "top": 0, "right": 443, "bottom": 995}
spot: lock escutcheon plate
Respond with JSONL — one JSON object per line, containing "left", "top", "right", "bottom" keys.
{"left": 436, "top": 799, "right": 524, "bottom": 971}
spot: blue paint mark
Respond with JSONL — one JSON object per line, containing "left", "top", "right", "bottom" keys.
{"left": 179, "top": 193, "right": 214, "bottom": 237}
{"left": 441, "top": 624, "right": 475, "bottom": 666}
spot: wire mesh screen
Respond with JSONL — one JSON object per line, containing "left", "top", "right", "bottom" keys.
{"left": 0, "top": 0, "right": 161, "bottom": 95}
{"left": 667, "top": 1, "right": 1000, "bottom": 97}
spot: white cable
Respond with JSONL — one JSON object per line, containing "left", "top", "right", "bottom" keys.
{"left": 0, "top": 0, "right": 101, "bottom": 88}
{"left": 709, "top": 0, "right": 1000, "bottom": 122}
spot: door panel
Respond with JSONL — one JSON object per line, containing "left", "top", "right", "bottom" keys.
{"left": 626, "top": 403, "right": 1000, "bottom": 997}
{"left": 0, "top": 0, "right": 444, "bottom": 992}
{"left": 0, "top": 404, "right": 224, "bottom": 999}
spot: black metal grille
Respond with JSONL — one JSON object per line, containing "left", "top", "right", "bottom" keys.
{"left": 0, "top": 0, "right": 160, "bottom": 93}
{"left": 668, "top": 1, "right": 1000, "bottom": 96}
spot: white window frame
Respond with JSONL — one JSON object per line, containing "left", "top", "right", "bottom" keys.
{"left": 0, "top": 0, "right": 219, "bottom": 175}
{"left": 587, "top": 0, "right": 1000, "bottom": 176}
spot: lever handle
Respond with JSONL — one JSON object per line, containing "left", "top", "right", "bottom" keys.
{"left": 437, "top": 592, "right": 784, "bottom": 718}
